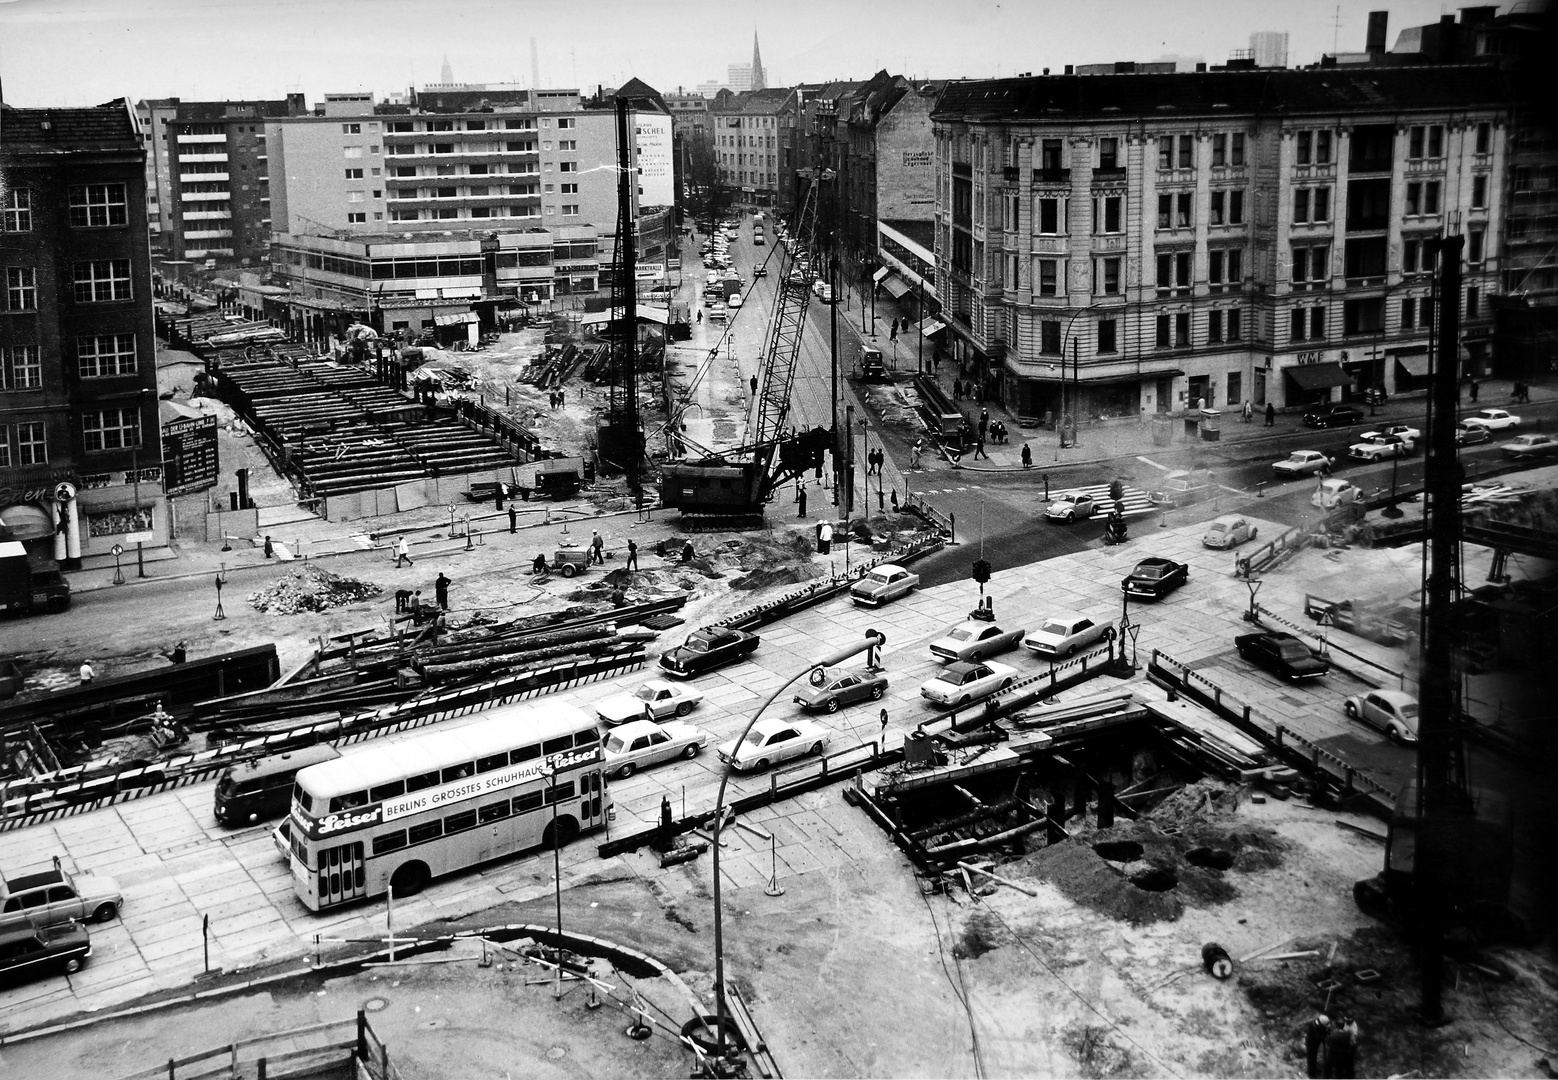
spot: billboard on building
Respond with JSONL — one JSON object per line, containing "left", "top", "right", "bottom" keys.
{"left": 634, "top": 113, "right": 675, "bottom": 208}
{"left": 161, "top": 415, "right": 220, "bottom": 496}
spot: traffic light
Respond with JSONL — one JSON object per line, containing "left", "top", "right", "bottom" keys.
{"left": 971, "top": 559, "right": 992, "bottom": 585}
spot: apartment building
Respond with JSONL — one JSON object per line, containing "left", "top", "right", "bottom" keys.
{"left": 133, "top": 98, "right": 179, "bottom": 255}
{"left": 710, "top": 88, "right": 799, "bottom": 208}
{"left": 930, "top": 67, "right": 1510, "bottom": 425}
{"left": 1, "top": 99, "right": 164, "bottom": 566}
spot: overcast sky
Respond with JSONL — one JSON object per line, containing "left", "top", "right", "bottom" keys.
{"left": 0, "top": 0, "right": 1496, "bottom": 107}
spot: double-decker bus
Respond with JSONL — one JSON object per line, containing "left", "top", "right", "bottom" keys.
{"left": 285, "top": 703, "right": 606, "bottom": 911}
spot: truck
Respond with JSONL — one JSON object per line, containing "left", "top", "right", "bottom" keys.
{"left": 0, "top": 540, "right": 70, "bottom": 615}
{"left": 1303, "top": 593, "right": 1409, "bottom": 646}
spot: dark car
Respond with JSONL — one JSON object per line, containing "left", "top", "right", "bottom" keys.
{"left": 214, "top": 743, "right": 341, "bottom": 826}
{"left": 793, "top": 666, "right": 889, "bottom": 713}
{"left": 1234, "top": 632, "right": 1330, "bottom": 681}
{"left": 658, "top": 626, "right": 760, "bottom": 678}
{"left": 0, "top": 920, "right": 91, "bottom": 983}
{"left": 1302, "top": 404, "right": 1365, "bottom": 429}
{"left": 1122, "top": 557, "right": 1189, "bottom": 600}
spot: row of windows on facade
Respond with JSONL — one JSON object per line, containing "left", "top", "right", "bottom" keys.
{"left": 382, "top": 117, "right": 569, "bottom": 133}
{"left": 1, "top": 336, "right": 138, "bottom": 389}
{"left": 2, "top": 185, "right": 131, "bottom": 231}
{"left": 1027, "top": 309, "right": 1244, "bottom": 357}
{"left": 282, "top": 247, "right": 594, "bottom": 279}
{"left": 5, "top": 262, "right": 133, "bottom": 308}
{"left": 381, "top": 138, "right": 578, "bottom": 156}
{"left": 720, "top": 134, "right": 776, "bottom": 148}
{"left": 0, "top": 408, "right": 142, "bottom": 469}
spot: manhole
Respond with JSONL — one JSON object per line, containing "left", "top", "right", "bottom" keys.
{"left": 362, "top": 997, "right": 389, "bottom": 1013}
{"left": 1093, "top": 841, "right": 1144, "bottom": 863}
{"left": 1185, "top": 847, "right": 1235, "bottom": 871}
{"left": 1129, "top": 867, "right": 1179, "bottom": 892}
{"left": 546, "top": 1046, "right": 567, "bottom": 1061}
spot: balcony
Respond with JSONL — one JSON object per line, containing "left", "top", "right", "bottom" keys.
{"left": 176, "top": 133, "right": 227, "bottom": 145}
{"left": 180, "top": 172, "right": 229, "bottom": 184}
{"left": 1091, "top": 166, "right": 1127, "bottom": 182}
{"left": 1002, "top": 166, "right": 1021, "bottom": 182}
{"left": 1032, "top": 168, "right": 1070, "bottom": 185}
{"left": 180, "top": 191, "right": 231, "bottom": 203}
{"left": 179, "top": 153, "right": 228, "bottom": 165}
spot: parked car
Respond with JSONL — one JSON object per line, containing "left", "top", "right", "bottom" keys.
{"left": 658, "top": 626, "right": 760, "bottom": 678}
{"left": 214, "top": 743, "right": 341, "bottom": 826}
{"left": 0, "top": 921, "right": 91, "bottom": 982}
{"left": 1044, "top": 492, "right": 1099, "bottom": 522}
{"left": 1121, "top": 557, "right": 1189, "bottom": 600}
{"left": 752, "top": 265, "right": 768, "bottom": 278}
{"left": 793, "top": 666, "right": 888, "bottom": 713}
{"left": 1147, "top": 470, "right": 1210, "bottom": 509}
{"left": 1502, "top": 433, "right": 1558, "bottom": 460}
{"left": 717, "top": 717, "right": 829, "bottom": 772}
{"left": 1348, "top": 434, "right": 1412, "bottom": 462}
{"left": 1024, "top": 614, "right": 1113, "bottom": 658}
{"left": 1234, "top": 631, "right": 1330, "bottom": 681}
{"left": 271, "top": 818, "right": 293, "bottom": 863}
{"left": 602, "top": 719, "right": 707, "bottom": 778}
{"left": 1272, "top": 450, "right": 1334, "bottom": 478}
{"left": 850, "top": 564, "right": 919, "bottom": 607}
{"left": 858, "top": 345, "right": 889, "bottom": 382}
{"left": 1462, "top": 408, "right": 1521, "bottom": 431}
{"left": 728, "top": 292, "right": 744, "bottom": 309}
{"left": 753, "top": 233, "right": 765, "bottom": 245}
{"left": 929, "top": 620, "right": 1025, "bottom": 663}
{"left": 596, "top": 679, "right": 704, "bottom": 726}
{"left": 1311, "top": 477, "right": 1361, "bottom": 509}
{"left": 0, "top": 861, "right": 122, "bottom": 926}
{"left": 1344, "top": 690, "right": 1420, "bottom": 743}
{"left": 1202, "top": 515, "right": 1258, "bottom": 549}
{"left": 1302, "top": 404, "right": 1365, "bottom": 428}
{"left": 1455, "top": 422, "right": 1493, "bottom": 446}
{"left": 1360, "top": 423, "right": 1420, "bottom": 448}
{"left": 919, "top": 660, "right": 1017, "bottom": 708}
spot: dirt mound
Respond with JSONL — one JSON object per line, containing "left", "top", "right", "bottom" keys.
{"left": 247, "top": 565, "right": 382, "bottom": 614}
{"left": 730, "top": 565, "right": 822, "bottom": 591}
{"left": 1146, "top": 779, "right": 1245, "bottom": 831}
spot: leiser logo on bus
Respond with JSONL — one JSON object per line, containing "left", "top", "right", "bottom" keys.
{"left": 304, "top": 746, "right": 599, "bottom": 838}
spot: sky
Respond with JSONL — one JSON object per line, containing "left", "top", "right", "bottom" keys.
{"left": 0, "top": 0, "right": 1504, "bottom": 107}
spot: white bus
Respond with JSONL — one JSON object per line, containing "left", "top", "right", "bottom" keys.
{"left": 284, "top": 703, "right": 606, "bottom": 911}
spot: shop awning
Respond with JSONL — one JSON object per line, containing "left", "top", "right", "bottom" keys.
{"left": 881, "top": 273, "right": 911, "bottom": 299}
{"left": 0, "top": 504, "right": 56, "bottom": 540}
{"left": 434, "top": 311, "right": 479, "bottom": 326}
{"left": 872, "top": 266, "right": 891, "bottom": 283}
{"left": 921, "top": 319, "right": 947, "bottom": 337}
{"left": 1284, "top": 362, "right": 1354, "bottom": 391}
{"left": 1396, "top": 353, "right": 1434, "bottom": 377}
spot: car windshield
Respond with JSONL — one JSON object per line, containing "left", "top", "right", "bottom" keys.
{"left": 684, "top": 634, "right": 717, "bottom": 652}
{"left": 634, "top": 686, "right": 656, "bottom": 701}
{"left": 604, "top": 735, "right": 627, "bottom": 754}
{"left": 1040, "top": 621, "right": 1072, "bottom": 636}
{"left": 1133, "top": 564, "right": 1164, "bottom": 578}
{"left": 1207, "top": 523, "right": 1227, "bottom": 534}
{"left": 866, "top": 572, "right": 891, "bottom": 584}
{"left": 945, "top": 628, "right": 972, "bottom": 641}
{"left": 1397, "top": 703, "right": 1419, "bottom": 718}
{"left": 741, "top": 728, "right": 773, "bottom": 747}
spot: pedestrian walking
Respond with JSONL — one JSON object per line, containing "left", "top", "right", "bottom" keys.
{"left": 1469, "top": 378, "right": 1480, "bottom": 403}
{"left": 797, "top": 484, "right": 808, "bottom": 518}
{"left": 952, "top": 379, "right": 962, "bottom": 402}
{"left": 877, "top": 486, "right": 886, "bottom": 512}
{"left": 696, "top": 309, "right": 702, "bottom": 324}
{"left": 434, "top": 572, "right": 451, "bottom": 610}
{"left": 395, "top": 588, "right": 412, "bottom": 613}
{"left": 1021, "top": 442, "right": 1032, "bottom": 469}
{"left": 1242, "top": 399, "right": 1253, "bottom": 423}
{"left": 1265, "top": 402, "right": 1276, "bottom": 426}
{"left": 79, "top": 659, "right": 95, "bottom": 684}
{"left": 590, "top": 529, "right": 604, "bottom": 565}
{"left": 818, "top": 521, "right": 833, "bottom": 554}
{"left": 974, "top": 434, "right": 988, "bottom": 460}
{"left": 263, "top": 535, "right": 274, "bottom": 559}
{"left": 508, "top": 505, "right": 518, "bottom": 533}
{"left": 626, "top": 538, "right": 639, "bottom": 571}
{"left": 394, "top": 536, "right": 413, "bottom": 567}
{"left": 889, "top": 322, "right": 897, "bottom": 342}
{"left": 750, "top": 374, "right": 759, "bottom": 397}
{"left": 910, "top": 438, "right": 923, "bottom": 470}
{"left": 891, "top": 488, "right": 900, "bottom": 512}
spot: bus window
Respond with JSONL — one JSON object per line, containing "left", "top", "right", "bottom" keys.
{"left": 373, "top": 830, "right": 407, "bottom": 856}
{"left": 573, "top": 731, "right": 599, "bottom": 749}
{"left": 370, "top": 780, "right": 405, "bottom": 801}
{"left": 510, "top": 745, "right": 540, "bottom": 764}
{"left": 476, "top": 753, "right": 507, "bottom": 773}
{"left": 544, "top": 781, "right": 576, "bottom": 804}
{"left": 409, "top": 820, "right": 442, "bottom": 844}
{"left": 444, "top": 810, "right": 477, "bottom": 833}
{"left": 407, "top": 770, "right": 439, "bottom": 792}
{"left": 441, "top": 763, "right": 474, "bottom": 784}
{"left": 542, "top": 736, "right": 572, "bottom": 756}
{"left": 479, "top": 800, "right": 510, "bottom": 822}
{"left": 513, "top": 791, "right": 543, "bottom": 814}
{"left": 329, "top": 790, "right": 369, "bottom": 813}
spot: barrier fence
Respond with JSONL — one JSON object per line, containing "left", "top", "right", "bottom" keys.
{"left": 1234, "top": 524, "right": 1308, "bottom": 579}
{"left": 1252, "top": 603, "right": 1409, "bottom": 690}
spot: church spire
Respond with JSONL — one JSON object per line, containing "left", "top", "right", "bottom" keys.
{"left": 751, "top": 30, "right": 766, "bottom": 91}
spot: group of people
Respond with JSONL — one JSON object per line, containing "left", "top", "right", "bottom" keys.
{"left": 546, "top": 389, "right": 567, "bottom": 410}
{"left": 864, "top": 447, "right": 887, "bottom": 476}
{"left": 951, "top": 378, "right": 983, "bottom": 404}
{"left": 393, "top": 572, "right": 453, "bottom": 614}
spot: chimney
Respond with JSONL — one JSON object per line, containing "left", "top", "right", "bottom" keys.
{"left": 1196, "top": 62, "right": 1208, "bottom": 72}
{"left": 1366, "top": 11, "right": 1389, "bottom": 53}
{"left": 1064, "top": 64, "right": 1074, "bottom": 75}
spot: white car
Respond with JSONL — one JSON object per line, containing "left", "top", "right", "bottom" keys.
{"left": 602, "top": 719, "right": 708, "bottom": 778}
{"left": 928, "top": 620, "right": 1025, "bottom": 664}
{"left": 1043, "top": 493, "right": 1099, "bottom": 522}
{"left": 1360, "top": 424, "right": 1419, "bottom": 448}
{"left": 1272, "top": 450, "right": 1333, "bottom": 478}
{"left": 1202, "top": 515, "right": 1257, "bottom": 549}
{"left": 595, "top": 679, "right": 704, "bottom": 726}
{"left": 919, "top": 660, "right": 1017, "bottom": 708}
{"left": 271, "top": 818, "right": 292, "bottom": 862}
{"left": 728, "top": 292, "right": 744, "bottom": 309}
{"left": 1344, "top": 690, "right": 1419, "bottom": 743}
{"left": 1462, "top": 408, "right": 1521, "bottom": 431}
{"left": 1023, "top": 614, "right": 1113, "bottom": 659}
{"left": 716, "top": 717, "right": 830, "bottom": 772}
{"left": 1312, "top": 477, "right": 1361, "bottom": 509}
{"left": 1348, "top": 434, "right": 1412, "bottom": 461}
{"left": 1502, "top": 433, "right": 1558, "bottom": 460}
{"left": 850, "top": 564, "right": 919, "bottom": 607}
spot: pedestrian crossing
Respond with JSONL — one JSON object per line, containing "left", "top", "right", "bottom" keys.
{"left": 1049, "top": 482, "right": 1156, "bottom": 518}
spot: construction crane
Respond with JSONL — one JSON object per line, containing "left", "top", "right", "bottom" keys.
{"left": 657, "top": 169, "right": 834, "bottom": 523}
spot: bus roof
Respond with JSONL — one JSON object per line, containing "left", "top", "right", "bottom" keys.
{"left": 295, "top": 702, "right": 595, "bottom": 796}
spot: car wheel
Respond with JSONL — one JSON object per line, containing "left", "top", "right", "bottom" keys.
{"left": 755, "top": 758, "right": 771, "bottom": 772}
{"left": 93, "top": 902, "right": 118, "bottom": 923}
{"left": 390, "top": 861, "right": 431, "bottom": 898}
{"left": 1344, "top": 700, "right": 1359, "bottom": 719}
{"left": 65, "top": 957, "right": 82, "bottom": 975}
{"left": 1066, "top": 512, "right": 1075, "bottom": 523}
{"left": 676, "top": 702, "right": 694, "bottom": 717}
{"left": 618, "top": 762, "right": 636, "bottom": 780}
{"left": 1386, "top": 726, "right": 1400, "bottom": 744}
{"left": 956, "top": 696, "right": 970, "bottom": 709}
{"left": 1065, "top": 644, "right": 1077, "bottom": 657}
{"left": 810, "top": 742, "right": 824, "bottom": 756}
{"left": 561, "top": 563, "right": 577, "bottom": 578}
{"left": 1000, "top": 679, "right": 1013, "bottom": 691}
{"left": 682, "top": 743, "right": 700, "bottom": 760}
{"left": 826, "top": 697, "right": 840, "bottom": 714}
{"left": 1250, "top": 528, "right": 1258, "bottom": 540}
{"left": 871, "top": 684, "right": 884, "bottom": 701}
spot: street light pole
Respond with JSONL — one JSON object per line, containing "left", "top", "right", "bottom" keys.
{"left": 712, "top": 632, "right": 886, "bottom": 1067}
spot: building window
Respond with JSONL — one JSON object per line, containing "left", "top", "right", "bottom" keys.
{"left": 82, "top": 407, "right": 141, "bottom": 452}
{"left": 1098, "top": 137, "right": 1118, "bottom": 170}
{"left": 1038, "top": 197, "right": 1059, "bottom": 234}
{"left": 0, "top": 428, "right": 7, "bottom": 468}
{"left": 1156, "top": 313, "right": 1170, "bottom": 347}
{"left": 1313, "top": 187, "right": 1330, "bottom": 222}
{"left": 1293, "top": 189, "right": 1310, "bottom": 224}
{"left": 1476, "top": 122, "right": 1491, "bottom": 154}
{"left": 1177, "top": 135, "right": 1193, "bottom": 169}
{"left": 1472, "top": 174, "right": 1487, "bottom": 209}
{"left": 1209, "top": 309, "right": 1224, "bottom": 343}
{"left": 1292, "top": 244, "right": 1328, "bottom": 283}
{"left": 1228, "top": 308, "right": 1242, "bottom": 340}
{"left": 343, "top": 146, "right": 363, "bottom": 159}
{"left": 5, "top": 267, "right": 37, "bottom": 310}
{"left": 1100, "top": 195, "right": 1121, "bottom": 233}
{"left": 347, "top": 191, "right": 366, "bottom": 203}
{"left": 15, "top": 422, "right": 46, "bottom": 466}
{"left": 1212, "top": 133, "right": 1226, "bottom": 167}
{"left": 1297, "top": 130, "right": 1312, "bottom": 165}
{"left": 77, "top": 334, "right": 137, "bottom": 377}
{"left": 342, "top": 123, "right": 361, "bottom": 134}
{"left": 1403, "top": 237, "right": 1421, "bottom": 274}
{"left": 1406, "top": 182, "right": 1421, "bottom": 216}
{"left": 1233, "top": 132, "right": 1246, "bottom": 166}
{"left": 1424, "top": 181, "right": 1440, "bottom": 215}
{"left": 1175, "top": 311, "right": 1190, "bottom": 346}
{"left": 347, "top": 212, "right": 367, "bottom": 223}
{"left": 1101, "top": 257, "right": 1120, "bottom": 295}
{"left": 73, "top": 260, "right": 132, "bottom": 302}
{"left": 561, "top": 204, "right": 579, "bottom": 216}
{"left": 1156, "top": 253, "right": 1171, "bottom": 291}
{"left": 1176, "top": 192, "right": 1192, "bottom": 228}
{"left": 557, "top": 118, "right": 575, "bottom": 129}
{"left": 1466, "top": 287, "right": 1479, "bottom": 318}
{"left": 2, "top": 189, "right": 31, "bottom": 232}
{"left": 1037, "top": 259, "right": 1058, "bottom": 296}
{"left": 1040, "top": 320, "right": 1061, "bottom": 354}
{"left": 1428, "top": 124, "right": 1444, "bottom": 158}
{"left": 1157, "top": 193, "right": 1171, "bottom": 229}
{"left": 1227, "top": 248, "right": 1243, "bottom": 282}
{"left": 1210, "top": 191, "right": 1224, "bottom": 225}
{"left": 1421, "top": 296, "right": 1435, "bottom": 328}
{"left": 1401, "top": 297, "right": 1416, "bottom": 330}
{"left": 1311, "top": 307, "right": 1326, "bottom": 339}
{"left": 345, "top": 168, "right": 363, "bottom": 179}
{"left": 68, "top": 183, "right": 129, "bottom": 228}
{"left": 1158, "top": 135, "right": 1173, "bottom": 170}
{"left": 4, "top": 346, "right": 42, "bottom": 389}
{"left": 1229, "top": 190, "right": 1244, "bottom": 225}
{"left": 559, "top": 161, "right": 578, "bottom": 173}
{"left": 1469, "top": 229, "right": 1485, "bottom": 265}
{"left": 560, "top": 183, "right": 578, "bottom": 194}
{"left": 1316, "top": 131, "right": 1331, "bottom": 164}
{"left": 1409, "top": 125, "right": 1424, "bottom": 159}
{"left": 1040, "top": 139, "right": 1062, "bottom": 172}
{"left": 1097, "top": 319, "right": 1117, "bottom": 354}
{"left": 1209, "top": 250, "right": 1224, "bottom": 285}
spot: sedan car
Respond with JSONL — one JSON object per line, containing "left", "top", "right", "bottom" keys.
{"left": 793, "top": 666, "right": 889, "bottom": 713}
{"left": 1360, "top": 424, "right": 1420, "bottom": 448}
{"left": 1311, "top": 477, "right": 1361, "bottom": 509}
{"left": 728, "top": 292, "right": 744, "bottom": 309}
{"left": 0, "top": 921, "right": 91, "bottom": 983}
{"left": 1502, "top": 433, "right": 1558, "bottom": 460}
{"left": 271, "top": 818, "right": 293, "bottom": 863}
{"left": 929, "top": 620, "right": 1026, "bottom": 663}
{"left": 1455, "top": 422, "right": 1493, "bottom": 446}
{"left": 1348, "top": 434, "right": 1412, "bottom": 462}
{"left": 1202, "top": 515, "right": 1258, "bottom": 549}
{"left": 1, "top": 862, "right": 122, "bottom": 927}
{"left": 658, "top": 626, "right": 760, "bottom": 678}
{"left": 1462, "top": 408, "right": 1521, "bottom": 431}
{"left": 1344, "top": 690, "right": 1419, "bottom": 743}
{"left": 752, "top": 265, "right": 768, "bottom": 278}
{"left": 596, "top": 680, "right": 704, "bottom": 725}
{"left": 1122, "top": 557, "right": 1189, "bottom": 600}
{"left": 602, "top": 719, "right": 707, "bottom": 778}
{"left": 1272, "top": 450, "right": 1334, "bottom": 478}
{"left": 1302, "top": 404, "right": 1365, "bottom": 428}
{"left": 850, "top": 564, "right": 919, "bottom": 607}
{"left": 1024, "top": 614, "right": 1113, "bottom": 658}
{"left": 717, "top": 717, "right": 829, "bottom": 772}
{"left": 1147, "top": 470, "right": 1210, "bottom": 509}
{"left": 1234, "top": 631, "right": 1330, "bottom": 681}
{"left": 1044, "top": 493, "right": 1099, "bottom": 522}
{"left": 919, "top": 660, "right": 1017, "bottom": 708}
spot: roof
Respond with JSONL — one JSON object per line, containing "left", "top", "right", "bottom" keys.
{"left": 611, "top": 77, "right": 669, "bottom": 115}
{"left": 173, "top": 97, "right": 303, "bottom": 123}
{"left": 932, "top": 65, "right": 1513, "bottom": 123}
{"left": 0, "top": 100, "right": 138, "bottom": 151}
{"left": 711, "top": 88, "right": 798, "bottom": 116}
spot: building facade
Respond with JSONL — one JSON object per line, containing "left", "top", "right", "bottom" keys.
{"left": 931, "top": 67, "right": 1510, "bottom": 425}
{"left": 710, "top": 89, "right": 799, "bottom": 208}
{"left": 1, "top": 99, "right": 165, "bottom": 567}
{"left": 133, "top": 98, "right": 179, "bottom": 256}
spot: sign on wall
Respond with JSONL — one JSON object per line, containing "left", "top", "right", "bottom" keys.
{"left": 162, "top": 415, "right": 220, "bottom": 496}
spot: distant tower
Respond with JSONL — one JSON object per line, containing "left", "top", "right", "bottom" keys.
{"left": 440, "top": 54, "right": 453, "bottom": 84}
{"left": 751, "top": 30, "right": 766, "bottom": 91}
{"left": 530, "top": 37, "right": 540, "bottom": 91}
{"left": 1249, "top": 31, "right": 1289, "bottom": 68}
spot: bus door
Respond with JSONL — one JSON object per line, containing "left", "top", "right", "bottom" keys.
{"left": 580, "top": 769, "right": 604, "bottom": 828}
{"left": 318, "top": 840, "right": 366, "bottom": 907}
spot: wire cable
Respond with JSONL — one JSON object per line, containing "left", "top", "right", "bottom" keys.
{"left": 917, "top": 884, "right": 985, "bottom": 1079}
{"left": 1476, "top": 969, "right": 1557, "bottom": 1057}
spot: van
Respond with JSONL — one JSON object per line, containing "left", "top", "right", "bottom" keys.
{"left": 213, "top": 744, "right": 340, "bottom": 825}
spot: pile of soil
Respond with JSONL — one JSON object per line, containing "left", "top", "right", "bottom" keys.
{"left": 247, "top": 565, "right": 382, "bottom": 614}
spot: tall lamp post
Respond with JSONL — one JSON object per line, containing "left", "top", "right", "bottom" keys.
{"left": 711, "top": 631, "right": 886, "bottom": 1069}
{"left": 1059, "top": 304, "right": 1106, "bottom": 450}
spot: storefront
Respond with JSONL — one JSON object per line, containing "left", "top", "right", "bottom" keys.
{"left": 1394, "top": 348, "right": 1433, "bottom": 394}
{"left": 1281, "top": 360, "right": 1354, "bottom": 407}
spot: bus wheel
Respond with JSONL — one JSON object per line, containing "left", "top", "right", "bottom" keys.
{"left": 543, "top": 816, "right": 580, "bottom": 850}
{"left": 390, "top": 861, "right": 430, "bottom": 898}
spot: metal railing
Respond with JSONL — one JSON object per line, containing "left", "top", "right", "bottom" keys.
{"left": 1234, "top": 524, "right": 1308, "bottom": 578}
{"left": 1253, "top": 603, "right": 1408, "bottom": 689}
